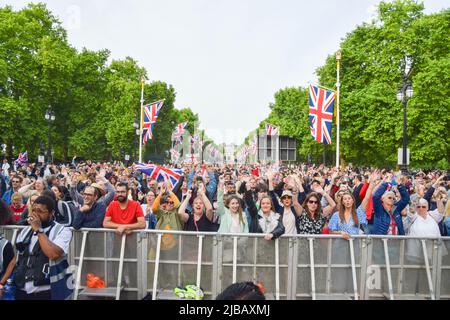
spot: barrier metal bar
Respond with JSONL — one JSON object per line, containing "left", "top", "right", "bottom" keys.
{"left": 2, "top": 225, "right": 449, "bottom": 240}
{"left": 178, "top": 235, "right": 183, "bottom": 286}
{"left": 232, "top": 237, "right": 238, "bottom": 283}
{"left": 275, "top": 238, "right": 280, "bottom": 300}
{"left": 287, "top": 237, "right": 297, "bottom": 300}
{"left": 397, "top": 239, "right": 405, "bottom": 295}
{"left": 137, "top": 232, "right": 146, "bottom": 299}
{"left": 326, "top": 238, "right": 332, "bottom": 295}
{"left": 152, "top": 233, "right": 162, "bottom": 300}
{"left": 359, "top": 238, "right": 368, "bottom": 300}
{"left": 196, "top": 235, "right": 204, "bottom": 299}
{"left": 421, "top": 240, "right": 435, "bottom": 300}
{"left": 104, "top": 233, "right": 108, "bottom": 285}
{"left": 382, "top": 239, "right": 394, "bottom": 300}
{"left": 73, "top": 231, "right": 88, "bottom": 300}
{"left": 433, "top": 240, "right": 442, "bottom": 300}
{"left": 253, "top": 237, "right": 258, "bottom": 281}
{"left": 309, "top": 238, "right": 316, "bottom": 300}
{"left": 349, "top": 238, "right": 358, "bottom": 300}
{"left": 115, "top": 234, "right": 127, "bottom": 300}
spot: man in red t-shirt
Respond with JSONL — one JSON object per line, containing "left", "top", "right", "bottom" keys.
{"left": 103, "top": 182, "right": 146, "bottom": 235}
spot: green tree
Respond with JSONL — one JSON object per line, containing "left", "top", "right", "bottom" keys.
{"left": 315, "top": 0, "right": 449, "bottom": 168}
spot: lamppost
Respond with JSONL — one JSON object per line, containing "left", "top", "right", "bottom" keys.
{"left": 396, "top": 56, "right": 413, "bottom": 172}
{"left": 44, "top": 106, "right": 55, "bottom": 164}
{"left": 133, "top": 115, "right": 139, "bottom": 162}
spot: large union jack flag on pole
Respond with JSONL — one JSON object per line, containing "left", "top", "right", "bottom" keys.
{"left": 135, "top": 163, "right": 183, "bottom": 189}
{"left": 142, "top": 100, "right": 164, "bottom": 145}
{"left": 309, "top": 84, "right": 335, "bottom": 144}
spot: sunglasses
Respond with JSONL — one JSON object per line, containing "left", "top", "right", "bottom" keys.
{"left": 165, "top": 201, "right": 174, "bottom": 205}
{"left": 308, "top": 200, "right": 318, "bottom": 204}
{"left": 386, "top": 196, "right": 395, "bottom": 200}
{"left": 416, "top": 205, "right": 427, "bottom": 209}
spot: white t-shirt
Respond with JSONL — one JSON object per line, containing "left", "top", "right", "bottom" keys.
{"left": 408, "top": 214, "right": 441, "bottom": 237}
{"left": 2, "top": 162, "right": 10, "bottom": 176}
{"left": 282, "top": 207, "right": 297, "bottom": 235}
{"left": 24, "top": 223, "right": 72, "bottom": 294}
{"left": 230, "top": 214, "right": 242, "bottom": 233}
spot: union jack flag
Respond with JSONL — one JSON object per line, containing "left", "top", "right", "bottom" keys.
{"left": 250, "top": 136, "right": 257, "bottom": 155}
{"left": 142, "top": 100, "right": 164, "bottom": 145}
{"left": 15, "top": 151, "right": 28, "bottom": 165}
{"left": 135, "top": 162, "right": 183, "bottom": 189}
{"left": 265, "top": 123, "right": 278, "bottom": 136}
{"left": 170, "top": 148, "right": 180, "bottom": 162}
{"left": 172, "top": 122, "right": 187, "bottom": 141}
{"left": 309, "top": 84, "right": 335, "bottom": 144}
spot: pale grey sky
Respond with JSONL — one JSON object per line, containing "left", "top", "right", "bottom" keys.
{"left": 3, "top": 0, "right": 449, "bottom": 144}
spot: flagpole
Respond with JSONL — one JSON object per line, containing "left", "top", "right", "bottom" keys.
{"left": 139, "top": 76, "right": 145, "bottom": 163}
{"left": 256, "top": 129, "right": 259, "bottom": 164}
{"left": 336, "top": 51, "right": 341, "bottom": 169}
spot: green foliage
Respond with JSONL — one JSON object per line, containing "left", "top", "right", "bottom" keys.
{"left": 0, "top": 3, "right": 208, "bottom": 162}
{"left": 260, "top": 0, "right": 449, "bottom": 168}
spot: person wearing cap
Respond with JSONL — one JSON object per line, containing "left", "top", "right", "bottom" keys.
{"left": 267, "top": 170, "right": 309, "bottom": 235}
{"left": 371, "top": 173, "right": 410, "bottom": 235}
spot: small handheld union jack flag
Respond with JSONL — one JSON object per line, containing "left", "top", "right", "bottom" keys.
{"left": 309, "top": 84, "right": 335, "bottom": 144}
{"left": 265, "top": 123, "right": 278, "bottom": 136}
{"left": 15, "top": 151, "right": 28, "bottom": 166}
{"left": 134, "top": 162, "right": 183, "bottom": 190}
{"left": 142, "top": 100, "right": 164, "bottom": 145}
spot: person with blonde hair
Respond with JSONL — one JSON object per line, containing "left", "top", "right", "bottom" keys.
{"left": 9, "top": 192, "right": 27, "bottom": 222}
{"left": 217, "top": 176, "right": 249, "bottom": 234}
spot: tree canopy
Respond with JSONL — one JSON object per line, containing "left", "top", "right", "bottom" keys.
{"left": 0, "top": 3, "right": 206, "bottom": 162}
{"left": 257, "top": 0, "right": 449, "bottom": 168}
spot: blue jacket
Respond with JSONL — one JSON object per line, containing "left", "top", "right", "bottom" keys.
{"left": 371, "top": 182, "right": 410, "bottom": 235}
{"left": 72, "top": 201, "right": 106, "bottom": 229}
{"left": 1, "top": 188, "right": 14, "bottom": 205}
{"left": 187, "top": 171, "right": 217, "bottom": 201}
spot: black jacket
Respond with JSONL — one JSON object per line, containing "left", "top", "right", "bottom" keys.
{"left": 244, "top": 190, "right": 285, "bottom": 239}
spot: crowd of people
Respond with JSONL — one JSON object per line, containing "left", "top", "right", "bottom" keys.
{"left": 0, "top": 157, "right": 449, "bottom": 299}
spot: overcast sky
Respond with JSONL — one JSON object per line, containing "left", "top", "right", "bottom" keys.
{"left": 3, "top": 0, "right": 449, "bottom": 144}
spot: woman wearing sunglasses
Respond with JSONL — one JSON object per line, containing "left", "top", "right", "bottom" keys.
{"left": 297, "top": 191, "right": 335, "bottom": 234}
{"left": 152, "top": 182, "right": 183, "bottom": 232}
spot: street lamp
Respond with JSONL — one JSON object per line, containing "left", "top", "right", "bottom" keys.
{"left": 45, "top": 106, "right": 55, "bottom": 164}
{"left": 396, "top": 55, "right": 413, "bottom": 172}
{"left": 133, "top": 115, "right": 139, "bottom": 162}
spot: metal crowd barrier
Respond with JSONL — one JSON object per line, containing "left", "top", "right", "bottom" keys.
{"left": 1, "top": 225, "right": 449, "bottom": 300}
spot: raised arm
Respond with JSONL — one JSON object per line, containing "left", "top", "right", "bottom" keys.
{"left": 361, "top": 171, "right": 378, "bottom": 212}
{"left": 395, "top": 176, "right": 410, "bottom": 212}
{"left": 178, "top": 190, "right": 191, "bottom": 223}
{"left": 99, "top": 177, "right": 116, "bottom": 207}
{"left": 198, "top": 184, "right": 214, "bottom": 221}
{"left": 243, "top": 186, "right": 258, "bottom": 219}
{"left": 320, "top": 188, "right": 336, "bottom": 217}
